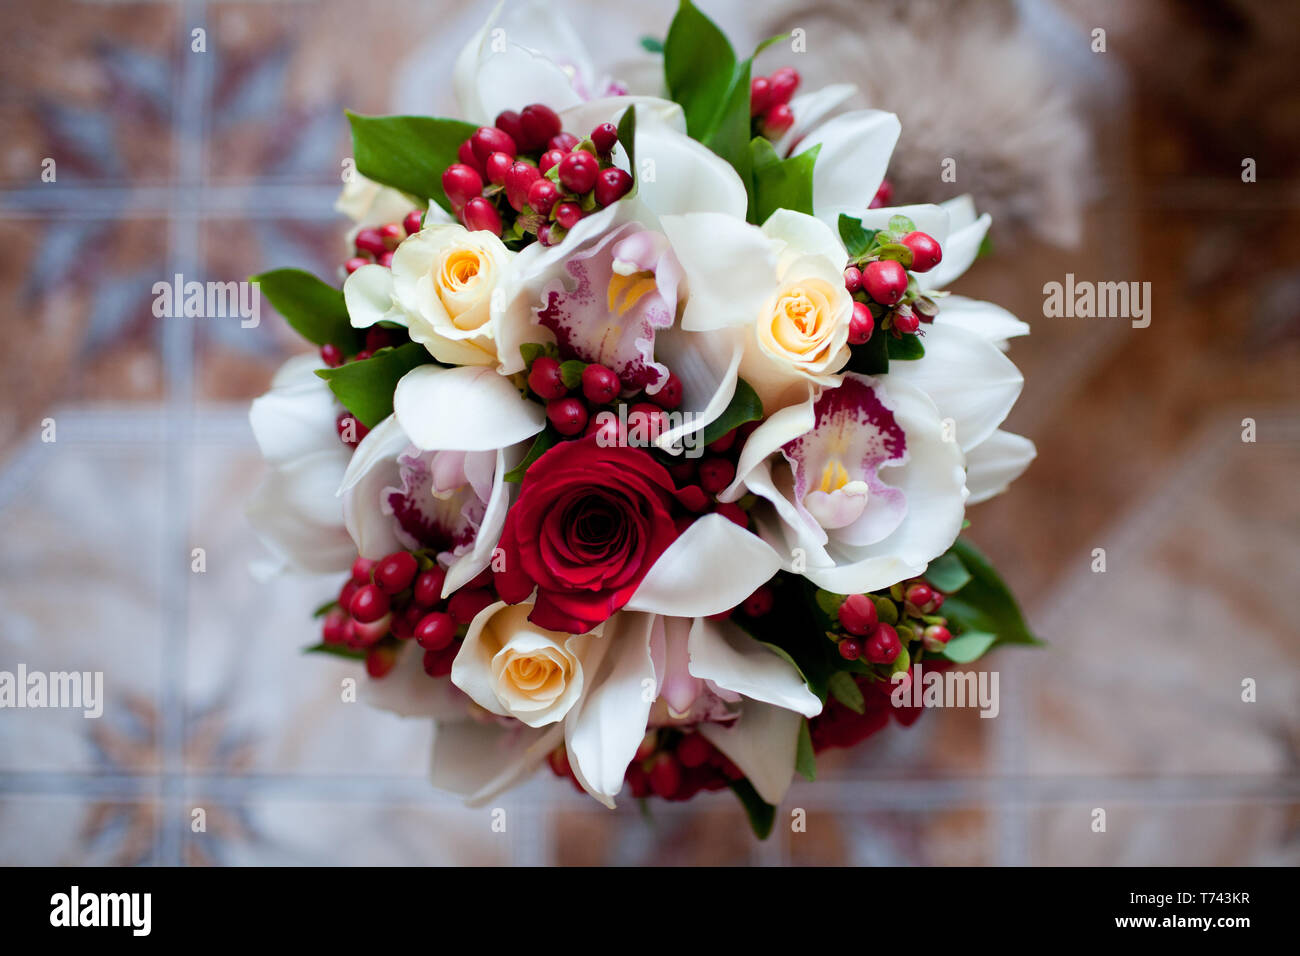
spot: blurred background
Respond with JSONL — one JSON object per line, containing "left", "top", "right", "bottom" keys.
{"left": 0, "top": 0, "right": 1297, "bottom": 865}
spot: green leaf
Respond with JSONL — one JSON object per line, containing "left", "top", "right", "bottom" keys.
{"left": 837, "top": 214, "right": 876, "bottom": 258}
{"left": 888, "top": 214, "right": 916, "bottom": 234}
{"left": 925, "top": 552, "right": 971, "bottom": 593}
{"left": 616, "top": 103, "right": 639, "bottom": 201}
{"left": 504, "top": 426, "right": 559, "bottom": 483}
{"left": 795, "top": 720, "right": 817, "bottom": 782}
{"left": 827, "top": 671, "right": 865, "bottom": 714}
{"left": 315, "top": 342, "right": 432, "bottom": 428}
{"left": 754, "top": 33, "right": 787, "bottom": 56}
{"left": 887, "top": 334, "right": 925, "bottom": 361}
{"left": 729, "top": 779, "right": 775, "bottom": 839}
{"left": 347, "top": 112, "right": 477, "bottom": 213}
{"left": 750, "top": 138, "right": 820, "bottom": 223}
{"left": 558, "top": 359, "right": 587, "bottom": 390}
{"left": 847, "top": 325, "right": 889, "bottom": 375}
{"left": 941, "top": 537, "right": 1043, "bottom": 647}
{"left": 664, "top": 0, "right": 737, "bottom": 142}
{"left": 303, "top": 643, "right": 366, "bottom": 661}
{"left": 311, "top": 600, "right": 338, "bottom": 619}
{"left": 701, "top": 377, "right": 763, "bottom": 445}
{"left": 814, "top": 589, "right": 846, "bottom": 621}
{"left": 942, "top": 630, "right": 997, "bottom": 663}
{"left": 252, "top": 268, "right": 361, "bottom": 351}
{"left": 640, "top": 35, "right": 664, "bottom": 53}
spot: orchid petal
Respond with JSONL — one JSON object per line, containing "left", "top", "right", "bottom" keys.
{"left": 249, "top": 356, "right": 340, "bottom": 467}
{"left": 935, "top": 295, "right": 1030, "bottom": 347}
{"left": 344, "top": 264, "right": 404, "bottom": 330}
{"left": 965, "top": 429, "right": 1036, "bottom": 504}
{"left": 246, "top": 450, "right": 354, "bottom": 575}
{"left": 775, "top": 83, "right": 857, "bottom": 156}
{"left": 698, "top": 702, "right": 802, "bottom": 806}
{"left": 688, "top": 617, "right": 821, "bottom": 718}
{"left": 361, "top": 648, "right": 475, "bottom": 719}
{"left": 432, "top": 718, "right": 564, "bottom": 807}
{"left": 659, "top": 213, "right": 777, "bottom": 332}
{"left": 393, "top": 364, "right": 545, "bottom": 452}
{"left": 794, "top": 110, "right": 899, "bottom": 228}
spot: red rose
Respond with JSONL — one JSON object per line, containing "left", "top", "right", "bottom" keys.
{"left": 494, "top": 436, "right": 687, "bottom": 633}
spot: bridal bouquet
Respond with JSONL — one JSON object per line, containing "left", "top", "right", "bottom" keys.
{"left": 248, "top": 1, "right": 1039, "bottom": 836}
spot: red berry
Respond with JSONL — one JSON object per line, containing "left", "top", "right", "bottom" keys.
{"left": 742, "top": 585, "right": 774, "bottom": 618}
{"left": 558, "top": 151, "right": 599, "bottom": 194}
{"left": 504, "top": 161, "right": 541, "bottom": 212}
{"left": 649, "top": 753, "right": 681, "bottom": 798}
{"left": 905, "top": 583, "right": 934, "bottom": 608}
{"left": 547, "top": 746, "right": 571, "bottom": 777}
{"left": 338, "top": 580, "right": 359, "bottom": 613}
{"left": 667, "top": 458, "right": 697, "bottom": 486}
{"left": 365, "top": 326, "right": 400, "bottom": 353}
{"left": 366, "top": 644, "right": 398, "bottom": 679}
{"left": 585, "top": 410, "right": 622, "bottom": 445}
{"left": 446, "top": 587, "right": 494, "bottom": 625}
{"left": 415, "top": 611, "right": 456, "bottom": 652}
{"left": 422, "top": 646, "right": 456, "bottom": 678}
{"left": 320, "top": 343, "right": 344, "bottom": 367}
{"left": 769, "top": 67, "right": 800, "bottom": 105}
{"left": 378, "top": 222, "right": 403, "bottom": 248}
{"left": 649, "top": 372, "right": 683, "bottom": 409}
{"left": 351, "top": 555, "right": 377, "bottom": 585}
{"left": 760, "top": 103, "right": 794, "bottom": 138}
{"left": 707, "top": 428, "right": 736, "bottom": 454}
{"left": 714, "top": 501, "right": 747, "bottom": 528}
{"left": 350, "top": 583, "right": 390, "bottom": 624}
{"left": 376, "top": 251, "right": 394, "bottom": 269}
{"left": 580, "top": 363, "right": 620, "bottom": 404}
{"left": 677, "top": 733, "right": 711, "bottom": 768}
{"left": 458, "top": 139, "right": 484, "bottom": 174}
{"left": 527, "top": 178, "right": 560, "bottom": 216}
{"left": 553, "top": 202, "right": 584, "bottom": 229}
{"left": 838, "top": 593, "right": 877, "bottom": 636}
{"left": 402, "top": 209, "right": 423, "bottom": 236}
{"left": 864, "top": 622, "right": 902, "bottom": 664}
{"left": 594, "top": 167, "right": 632, "bottom": 206}
{"left": 547, "top": 397, "right": 589, "bottom": 436}
{"left": 493, "top": 110, "right": 525, "bottom": 150}
{"left": 374, "top": 551, "right": 418, "bottom": 594}
{"left": 462, "top": 197, "right": 503, "bottom": 236}
{"left": 590, "top": 122, "right": 618, "bottom": 153}
{"left": 838, "top": 637, "right": 863, "bottom": 661}
{"left": 894, "top": 310, "right": 920, "bottom": 334}
{"left": 869, "top": 179, "right": 893, "bottom": 209}
{"left": 922, "top": 624, "right": 952, "bottom": 652}
{"left": 413, "top": 566, "right": 447, "bottom": 607}
{"left": 537, "top": 223, "right": 556, "bottom": 246}
{"left": 547, "top": 132, "right": 579, "bottom": 152}
{"left": 519, "top": 104, "right": 562, "bottom": 151}
{"left": 352, "top": 350, "right": 373, "bottom": 362}
{"left": 628, "top": 403, "right": 666, "bottom": 441}
{"left": 901, "top": 231, "right": 942, "bottom": 273}
{"left": 538, "top": 149, "right": 565, "bottom": 175}
{"left": 750, "top": 76, "right": 772, "bottom": 117}
{"left": 350, "top": 615, "right": 389, "bottom": 647}
{"left": 441, "top": 163, "right": 484, "bottom": 210}
{"left": 470, "top": 125, "right": 515, "bottom": 164}
{"left": 698, "top": 457, "right": 735, "bottom": 495}
{"left": 354, "top": 227, "right": 386, "bottom": 256}
{"left": 863, "top": 259, "right": 908, "bottom": 306}
{"left": 843, "top": 265, "right": 862, "bottom": 293}
{"left": 484, "top": 150, "right": 513, "bottom": 186}
{"left": 849, "top": 301, "right": 874, "bottom": 345}
{"left": 336, "top": 412, "right": 369, "bottom": 448}
{"left": 344, "top": 257, "right": 368, "bottom": 275}
{"left": 321, "top": 608, "right": 349, "bottom": 645}
{"left": 527, "top": 355, "right": 567, "bottom": 400}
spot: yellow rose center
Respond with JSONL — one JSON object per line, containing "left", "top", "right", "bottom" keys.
{"left": 762, "top": 279, "right": 840, "bottom": 365}
{"left": 502, "top": 651, "right": 568, "bottom": 700}
{"left": 436, "top": 248, "right": 492, "bottom": 330}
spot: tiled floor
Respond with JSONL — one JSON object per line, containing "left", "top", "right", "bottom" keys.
{"left": 0, "top": 0, "right": 1296, "bottom": 865}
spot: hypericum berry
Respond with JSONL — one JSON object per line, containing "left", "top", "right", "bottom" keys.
{"left": 894, "top": 310, "right": 920, "bottom": 335}
{"left": 354, "top": 227, "right": 387, "bottom": 257}
{"left": 676, "top": 732, "right": 711, "bottom": 768}
{"left": 527, "top": 355, "right": 567, "bottom": 400}
{"left": 366, "top": 644, "right": 398, "bottom": 679}
{"left": 365, "top": 326, "right": 402, "bottom": 353}
{"left": 320, "top": 343, "right": 344, "bottom": 367}
{"left": 350, "top": 583, "right": 390, "bottom": 624}
{"left": 402, "top": 209, "right": 423, "bottom": 236}
{"left": 377, "top": 251, "right": 394, "bottom": 269}
{"left": 707, "top": 428, "right": 736, "bottom": 454}
{"left": 493, "top": 110, "right": 525, "bottom": 149}
{"left": 768, "top": 67, "right": 800, "bottom": 105}
{"left": 869, "top": 179, "right": 893, "bottom": 209}
{"left": 628, "top": 403, "right": 667, "bottom": 441}
{"left": 742, "top": 585, "right": 774, "bottom": 618}
{"left": 321, "top": 607, "right": 350, "bottom": 645}
{"left": 336, "top": 412, "right": 369, "bottom": 448}
{"left": 519, "top": 103, "right": 563, "bottom": 151}
{"left": 536, "top": 223, "right": 557, "bottom": 246}
{"left": 446, "top": 587, "right": 494, "bottom": 625}
{"left": 422, "top": 646, "right": 456, "bottom": 677}
{"left": 466, "top": 567, "right": 495, "bottom": 591}
{"left": 838, "top": 637, "right": 863, "bottom": 661}
{"left": 538, "top": 149, "right": 565, "bottom": 174}
{"left": 378, "top": 223, "right": 404, "bottom": 248}
{"left": 838, "top": 593, "right": 878, "bottom": 636}
{"left": 558, "top": 151, "right": 599, "bottom": 194}
{"left": 352, "top": 350, "right": 373, "bottom": 362}
{"left": 547, "top": 397, "right": 589, "bottom": 436}
{"left": 547, "top": 745, "right": 572, "bottom": 777}
{"left": 585, "top": 410, "right": 622, "bottom": 445}
{"left": 590, "top": 122, "right": 618, "bottom": 153}
{"left": 484, "top": 150, "right": 513, "bottom": 186}
{"left": 547, "top": 131, "right": 579, "bottom": 152}
{"left": 351, "top": 555, "right": 377, "bottom": 586}
{"left": 649, "top": 372, "right": 683, "bottom": 410}
{"left": 844, "top": 265, "right": 862, "bottom": 293}
{"left": 864, "top": 622, "right": 902, "bottom": 664}
{"left": 863, "top": 259, "right": 908, "bottom": 306}
{"left": 504, "top": 161, "right": 541, "bottom": 211}
{"left": 760, "top": 103, "right": 794, "bottom": 138}
{"left": 344, "top": 257, "right": 369, "bottom": 275}
{"left": 905, "top": 583, "right": 934, "bottom": 609}
{"left": 649, "top": 752, "right": 681, "bottom": 798}
{"left": 714, "top": 501, "right": 748, "bottom": 528}
{"left": 580, "top": 363, "right": 620, "bottom": 405}
{"left": 527, "top": 178, "right": 560, "bottom": 216}
{"left": 922, "top": 624, "right": 952, "bottom": 652}
{"left": 350, "top": 614, "right": 390, "bottom": 647}
{"left": 441, "top": 163, "right": 484, "bottom": 210}
{"left": 415, "top": 611, "right": 456, "bottom": 651}
{"left": 698, "top": 457, "right": 735, "bottom": 495}
{"left": 462, "top": 197, "right": 503, "bottom": 236}
{"left": 667, "top": 457, "right": 696, "bottom": 486}
{"left": 470, "top": 125, "right": 516, "bottom": 164}
{"left": 901, "top": 231, "right": 942, "bottom": 273}
{"left": 553, "top": 202, "right": 584, "bottom": 230}
{"left": 594, "top": 167, "right": 633, "bottom": 206}
{"left": 750, "top": 76, "right": 772, "bottom": 117}
{"left": 374, "top": 551, "right": 418, "bottom": 595}
{"left": 849, "top": 301, "right": 874, "bottom": 345}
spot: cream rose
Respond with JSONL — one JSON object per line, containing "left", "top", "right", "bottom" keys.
{"left": 451, "top": 601, "right": 599, "bottom": 727}
{"left": 757, "top": 266, "right": 851, "bottom": 380}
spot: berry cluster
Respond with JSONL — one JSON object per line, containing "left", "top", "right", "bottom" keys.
{"left": 344, "top": 208, "right": 425, "bottom": 275}
{"left": 750, "top": 66, "right": 800, "bottom": 140}
{"left": 842, "top": 219, "right": 944, "bottom": 345}
{"left": 443, "top": 104, "right": 633, "bottom": 247}
{"left": 829, "top": 580, "right": 953, "bottom": 669}
{"left": 320, "top": 553, "right": 497, "bottom": 680}
{"left": 547, "top": 728, "right": 745, "bottom": 801}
